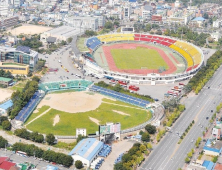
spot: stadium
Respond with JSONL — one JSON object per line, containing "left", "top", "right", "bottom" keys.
{"left": 12, "top": 79, "right": 157, "bottom": 136}
{"left": 84, "top": 33, "right": 204, "bottom": 84}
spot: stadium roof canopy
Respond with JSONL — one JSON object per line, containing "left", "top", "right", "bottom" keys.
{"left": 69, "top": 138, "right": 103, "bottom": 162}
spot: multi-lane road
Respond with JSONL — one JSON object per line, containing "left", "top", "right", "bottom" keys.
{"left": 141, "top": 65, "right": 222, "bottom": 170}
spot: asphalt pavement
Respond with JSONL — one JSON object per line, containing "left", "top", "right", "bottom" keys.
{"left": 140, "top": 65, "right": 222, "bottom": 170}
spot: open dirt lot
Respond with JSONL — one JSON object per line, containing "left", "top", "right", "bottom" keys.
{"left": 0, "top": 89, "right": 13, "bottom": 102}
{"left": 37, "top": 91, "right": 104, "bottom": 113}
{"left": 8, "top": 24, "right": 52, "bottom": 35}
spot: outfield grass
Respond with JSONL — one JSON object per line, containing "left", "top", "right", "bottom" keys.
{"left": 111, "top": 47, "right": 169, "bottom": 70}
{"left": 77, "top": 37, "right": 89, "bottom": 52}
{"left": 26, "top": 100, "right": 151, "bottom": 136}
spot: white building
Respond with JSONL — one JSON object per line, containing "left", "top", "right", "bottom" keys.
{"left": 40, "top": 25, "right": 80, "bottom": 44}
{"left": 213, "top": 20, "right": 222, "bottom": 28}
{"left": 0, "top": 0, "right": 9, "bottom": 16}
{"left": 64, "top": 16, "right": 99, "bottom": 31}
{"left": 142, "top": 5, "right": 153, "bottom": 20}
{"left": 211, "top": 32, "right": 222, "bottom": 42}
{"left": 76, "top": 128, "right": 87, "bottom": 137}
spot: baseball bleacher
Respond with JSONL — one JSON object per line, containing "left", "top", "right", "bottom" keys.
{"left": 39, "top": 80, "right": 93, "bottom": 92}
{"left": 15, "top": 91, "right": 42, "bottom": 122}
{"left": 90, "top": 85, "right": 149, "bottom": 108}
{"left": 86, "top": 37, "right": 102, "bottom": 51}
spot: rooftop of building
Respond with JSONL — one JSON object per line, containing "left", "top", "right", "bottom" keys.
{"left": 69, "top": 138, "right": 103, "bottom": 162}
{"left": 0, "top": 100, "right": 13, "bottom": 110}
{"left": 0, "top": 46, "right": 38, "bottom": 57}
{"left": 0, "top": 77, "right": 12, "bottom": 82}
{"left": 202, "top": 160, "right": 215, "bottom": 170}
{"left": 44, "top": 25, "right": 80, "bottom": 38}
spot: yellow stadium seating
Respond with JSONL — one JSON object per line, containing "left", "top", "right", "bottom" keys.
{"left": 173, "top": 41, "right": 202, "bottom": 66}
{"left": 97, "top": 34, "right": 134, "bottom": 42}
{"left": 170, "top": 44, "right": 194, "bottom": 67}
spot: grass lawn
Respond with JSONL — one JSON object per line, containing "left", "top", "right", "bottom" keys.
{"left": 10, "top": 80, "right": 28, "bottom": 91}
{"left": 49, "top": 89, "right": 77, "bottom": 94}
{"left": 77, "top": 37, "right": 89, "bottom": 52}
{"left": 25, "top": 106, "right": 50, "bottom": 125}
{"left": 26, "top": 100, "right": 151, "bottom": 136}
{"left": 111, "top": 47, "right": 169, "bottom": 70}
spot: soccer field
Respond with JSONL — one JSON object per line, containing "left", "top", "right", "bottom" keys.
{"left": 111, "top": 47, "right": 169, "bottom": 70}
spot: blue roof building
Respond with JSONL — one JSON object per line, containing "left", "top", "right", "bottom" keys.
{"left": 46, "top": 165, "right": 58, "bottom": 170}
{"left": 69, "top": 138, "right": 104, "bottom": 167}
{"left": 202, "top": 160, "right": 215, "bottom": 170}
{"left": 203, "top": 146, "right": 222, "bottom": 156}
{"left": 0, "top": 100, "right": 13, "bottom": 115}
{"left": 192, "top": 17, "right": 205, "bottom": 21}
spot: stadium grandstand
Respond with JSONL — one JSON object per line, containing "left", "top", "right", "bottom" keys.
{"left": 15, "top": 91, "right": 44, "bottom": 122}
{"left": 39, "top": 80, "right": 93, "bottom": 92}
{"left": 90, "top": 85, "right": 150, "bottom": 108}
{"left": 84, "top": 33, "right": 204, "bottom": 84}
{"left": 97, "top": 33, "right": 134, "bottom": 42}
{"left": 68, "top": 138, "right": 110, "bottom": 167}
{"left": 85, "top": 37, "right": 102, "bottom": 51}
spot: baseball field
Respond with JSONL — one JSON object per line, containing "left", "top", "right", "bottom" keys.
{"left": 25, "top": 91, "right": 151, "bottom": 136}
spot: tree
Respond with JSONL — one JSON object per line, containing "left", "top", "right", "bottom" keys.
{"left": 185, "top": 157, "right": 190, "bottom": 163}
{"left": 145, "top": 124, "right": 157, "bottom": 134}
{"left": 0, "top": 136, "right": 8, "bottom": 148}
{"left": 46, "top": 133, "right": 55, "bottom": 145}
{"left": 67, "top": 37, "right": 73, "bottom": 43}
{"left": 2, "top": 120, "right": 11, "bottom": 131}
{"left": 104, "top": 21, "right": 113, "bottom": 30}
{"left": 0, "top": 116, "right": 8, "bottom": 125}
{"left": 75, "top": 160, "right": 83, "bottom": 169}
{"left": 114, "top": 162, "right": 127, "bottom": 170}
{"left": 141, "top": 132, "right": 150, "bottom": 142}
{"left": 147, "top": 143, "right": 152, "bottom": 150}
{"left": 114, "top": 21, "right": 120, "bottom": 27}
{"left": 85, "top": 30, "right": 97, "bottom": 37}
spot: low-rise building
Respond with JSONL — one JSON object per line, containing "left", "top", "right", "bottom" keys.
{"left": 0, "top": 100, "right": 13, "bottom": 115}
{"left": 40, "top": 26, "right": 80, "bottom": 44}
{"left": 211, "top": 32, "right": 222, "bottom": 42}
{"left": 0, "top": 16, "right": 19, "bottom": 30}
{"left": 69, "top": 138, "right": 104, "bottom": 167}
{"left": 0, "top": 62, "right": 29, "bottom": 75}
{"left": 76, "top": 128, "right": 87, "bottom": 137}
{"left": 64, "top": 16, "right": 99, "bottom": 31}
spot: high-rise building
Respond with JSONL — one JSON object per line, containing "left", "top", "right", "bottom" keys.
{"left": 123, "top": 5, "right": 131, "bottom": 20}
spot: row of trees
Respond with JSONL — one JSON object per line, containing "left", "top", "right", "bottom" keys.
{"left": 14, "top": 129, "right": 44, "bottom": 143}
{"left": 140, "top": 124, "right": 157, "bottom": 142}
{"left": 164, "top": 27, "right": 209, "bottom": 47}
{"left": 12, "top": 142, "right": 73, "bottom": 167}
{"left": 0, "top": 136, "right": 8, "bottom": 148}
{"left": 0, "top": 69, "right": 14, "bottom": 79}
{"left": 186, "top": 50, "right": 222, "bottom": 94}
{"left": 163, "top": 104, "right": 185, "bottom": 127}
{"left": 14, "top": 129, "right": 56, "bottom": 145}
{"left": 96, "top": 81, "right": 154, "bottom": 102}
{"left": 114, "top": 143, "right": 152, "bottom": 170}
{"left": 9, "top": 76, "right": 40, "bottom": 119}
